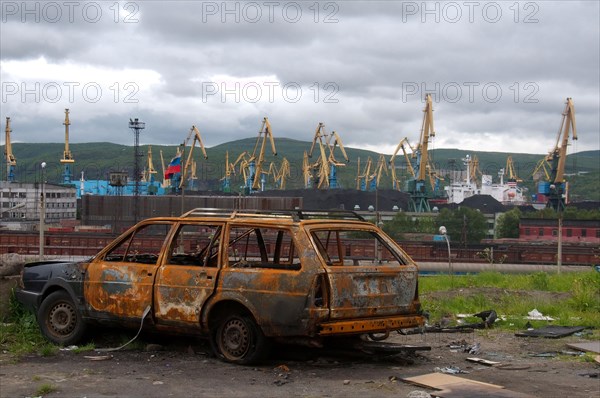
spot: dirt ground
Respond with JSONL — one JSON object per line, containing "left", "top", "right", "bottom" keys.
{"left": 1, "top": 325, "right": 598, "bottom": 398}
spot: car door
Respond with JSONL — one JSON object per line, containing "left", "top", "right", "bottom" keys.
{"left": 309, "top": 226, "right": 419, "bottom": 319}
{"left": 153, "top": 222, "right": 223, "bottom": 326}
{"left": 84, "top": 222, "right": 174, "bottom": 319}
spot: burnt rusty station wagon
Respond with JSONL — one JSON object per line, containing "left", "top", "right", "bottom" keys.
{"left": 16, "top": 209, "right": 425, "bottom": 364}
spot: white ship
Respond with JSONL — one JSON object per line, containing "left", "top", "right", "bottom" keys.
{"left": 445, "top": 155, "right": 527, "bottom": 205}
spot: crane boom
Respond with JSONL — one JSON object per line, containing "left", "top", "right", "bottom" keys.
{"left": 250, "top": 117, "right": 277, "bottom": 190}
{"left": 546, "top": 97, "right": 577, "bottom": 184}
{"left": 416, "top": 94, "right": 435, "bottom": 181}
{"left": 159, "top": 150, "right": 170, "bottom": 188}
{"left": 180, "top": 125, "right": 208, "bottom": 188}
{"left": 61, "top": 109, "right": 74, "bottom": 164}
{"left": 4, "top": 117, "right": 17, "bottom": 182}
{"left": 505, "top": 156, "right": 522, "bottom": 182}
{"left": 531, "top": 158, "right": 551, "bottom": 181}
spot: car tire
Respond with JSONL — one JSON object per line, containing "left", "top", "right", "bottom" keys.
{"left": 38, "top": 290, "right": 87, "bottom": 346}
{"left": 212, "top": 313, "right": 269, "bottom": 365}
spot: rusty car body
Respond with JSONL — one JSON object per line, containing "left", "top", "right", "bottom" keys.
{"left": 16, "top": 209, "right": 424, "bottom": 364}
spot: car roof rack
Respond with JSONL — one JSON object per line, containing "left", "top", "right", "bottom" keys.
{"left": 181, "top": 208, "right": 365, "bottom": 222}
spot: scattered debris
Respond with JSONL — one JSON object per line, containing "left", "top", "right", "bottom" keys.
{"left": 434, "top": 366, "right": 470, "bottom": 375}
{"left": 274, "top": 364, "right": 290, "bottom": 373}
{"left": 83, "top": 355, "right": 113, "bottom": 361}
{"left": 515, "top": 326, "right": 585, "bottom": 338}
{"left": 529, "top": 351, "right": 584, "bottom": 358}
{"left": 578, "top": 372, "right": 599, "bottom": 378}
{"left": 526, "top": 309, "right": 555, "bottom": 321}
{"left": 59, "top": 345, "right": 79, "bottom": 351}
{"left": 447, "top": 340, "right": 480, "bottom": 354}
{"left": 407, "top": 391, "right": 432, "bottom": 398}
{"left": 495, "top": 364, "right": 531, "bottom": 370}
{"left": 528, "top": 352, "right": 557, "bottom": 358}
{"left": 466, "top": 357, "right": 501, "bottom": 366}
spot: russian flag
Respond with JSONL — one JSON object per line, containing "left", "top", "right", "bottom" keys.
{"left": 165, "top": 154, "right": 181, "bottom": 179}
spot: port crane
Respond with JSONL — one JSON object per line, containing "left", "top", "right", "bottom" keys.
{"left": 267, "top": 158, "right": 291, "bottom": 190}
{"left": 179, "top": 125, "right": 208, "bottom": 190}
{"left": 469, "top": 155, "right": 483, "bottom": 188}
{"left": 504, "top": 156, "right": 522, "bottom": 183}
{"left": 356, "top": 156, "right": 373, "bottom": 191}
{"left": 405, "top": 94, "right": 440, "bottom": 212}
{"left": 307, "top": 123, "right": 350, "bottom": 189}
{"left": 142, "top": 146, "right": 158, "bottom": 183}
{"left": 543, "top": 98, "right": 577, "bottom": 211}
{"left": 302, "top": 151, "right": 315, "bottom": 188}
{"left": 389, "top": 137, "right": 415, "bottom": 190}
{"left": 159, "top": 149, "right": 171, "bottom": 188}
{"left": 243, "top": 117, "right": 277, "bottom": 193}
{"left": 60, "top": 109, "right": 75, "bottom": 184}
{"left": 221, "top": 151, "right": 248, "bottom": 192}
{"left": 531, "top": 158, "right": 551, "bottom": 181}
{"left": 369, "top": 154, "right": 389, "bottom": 190}
{"left": 305, "top": 127, "right": 330, "bottom": 189}
{"left": 4, "top": 117, "right": 16, "bottom": 182}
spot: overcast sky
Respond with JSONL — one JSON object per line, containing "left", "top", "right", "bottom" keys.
{"left": 1, "top": 1, "right": 599, "bottom": 156}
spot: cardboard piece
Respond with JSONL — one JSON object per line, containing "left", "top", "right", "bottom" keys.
{"left": 566, "top": 341, "right": 600, "bottom": 354}
{"left": 466, "top": 357, "right": 501, "bottom": 366}
{"left": 434, "top": 384, "right": 537, "bottom": 398}
{"left": 402, "top": 373, "right": 503, "bottom": 389}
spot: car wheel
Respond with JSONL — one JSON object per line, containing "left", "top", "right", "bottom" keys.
{"left": 213, "top": 313, "right": 269, "bottom": 365}
{"left": 38, "top": 290, "right": 86, "bottom": 345}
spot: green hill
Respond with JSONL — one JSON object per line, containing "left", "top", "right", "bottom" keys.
{"left": 2, "top": 141, "right": 598, "bottom": 201}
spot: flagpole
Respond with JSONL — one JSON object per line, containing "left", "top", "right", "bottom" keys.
{"left": 180, "top": 143, "right": 185, "bottom": 215}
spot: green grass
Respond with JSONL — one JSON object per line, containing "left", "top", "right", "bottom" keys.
{"left": 0, "top": 293, "right": 57, "bottom": 357}
{"left": 2, "top": 272, "right": 598, "bottom": 358}
{"left": 35, "top": 383, "right": 58, "bottom": 396}
{"left": 419, "top": 271, "right": 600, "bottom": 330}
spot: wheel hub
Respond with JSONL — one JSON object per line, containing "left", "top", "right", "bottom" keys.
{"left": 49, "top": 303, "right": 76, "bottom": 335}
{"left": 222, "top": 319, "right": 250, "bottom": 358}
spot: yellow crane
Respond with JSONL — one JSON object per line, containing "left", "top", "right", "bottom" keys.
{"left": 272, "top": 158, "right": 291, "bottom": 189}
{"left": 180, "top": 125, "right": 208, "bottom": 189}
{"left": 4, "top": 117, "right": 16, "bottom": 182}
{"left": 159, "top": 149, "right": 171, "bottom": 188}
{"left": 366, "top": 154, "right": 388, "bottom": 190}
{"left": 389, "top": 137, "right": 415, "bottom": 190}
{"left": 244, "top": 117, "right": 277, "bottom": 192}
{"left": 356, "top": 156, "right": 373, "bottom": 191}
{"left": 60, "top": 109, "right": 75, "bottom": 184}
{"left": 405, "top": 94, "right": 439, "bottom": 212}
{"left": 470, "top": 155, "right": 483, "bottom": 187}
{"left": 505, "top": 156, "right": 522, "bottom": 182}
{"left": 531, "top": 158, "right": 551, "bottom": 181}
{"left": 308, "top": 123, "right": 349, "bottom": 189}
{"left": 544, "top": 97, "right": 577, "bottom": 211}
{"left": 222, "top": 151, "right": 249, "bottom": 192}
{"left": 302, "top": 151, "right": 314, "bottom": 188}
{"left": 142, "top": 146, "right": 158, "bottom": 183}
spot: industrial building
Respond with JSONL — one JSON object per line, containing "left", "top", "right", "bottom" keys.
{"left": 0, "top": 182, "right": 77, "bottom": 230}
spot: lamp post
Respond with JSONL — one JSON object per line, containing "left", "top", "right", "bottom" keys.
{"left": 439, "top": 226, "right": 453, "bottom": 286}
{"left": 39, "top": 162, "right": 46, "bottom": 261}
